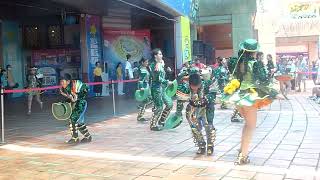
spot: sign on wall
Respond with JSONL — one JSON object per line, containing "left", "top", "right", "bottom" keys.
{"left": 289, "top": 3, "right": 320, "bottom": 18}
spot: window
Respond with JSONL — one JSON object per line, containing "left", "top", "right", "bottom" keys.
{"left": 24, "top": 26, "right": 40, "bottom": 49}
{"left": 48, "top": 25, "right": 62, "bottom": 47}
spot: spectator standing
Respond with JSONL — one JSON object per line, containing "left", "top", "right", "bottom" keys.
{"left": 133, "top": 61, "right": 139, "bottom": 79}
{"left": 192, "top": 57, "right": 206, "bottom": 69}
{"left": 296, "top": 55, "right": 308, "bottom": 92}
{"left": 289, "top": 59, "right": 297, "bottom": 90}
{"left": 125, "top": 54, "right": 134, "bottom": 98}
{"left": 27, "top": 67, "right": 43, "bottom": 115}
{"left": 256, "top": 52, "right": 264, "bottom": 63}
{"left": 93, "top": 62, "right": 103, "bottom": 97}
{"left": 312, "top": 61, "right": 318, "bottom": 85}
{"left": 315, "top": 58, "right": 320, "bottom": 84}
{"left": 266, "top": 54, "right": 276, "bottom": 79}
{"left": 116, "top": 62, "right": 124, "bottom": 95}
{"left": 6, "top": 64, "right": 19, "bottom": 98}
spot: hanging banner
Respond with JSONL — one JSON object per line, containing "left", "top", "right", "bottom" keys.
{"left": 159, "top": 0, "right": 198, "bottom": 22}
{"left": 86, "top": 15, "right": 102, "bottom": 83}
{"left": 103, "top": 29, "right": 151, "bottom": 80}
{"left": 181, "top": 16, "right": 192, "bottom": 64}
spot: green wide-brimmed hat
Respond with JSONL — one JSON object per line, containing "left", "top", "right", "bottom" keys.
{"left": 239, "top": 39, "right": 260, "bottom": 52}
{"left": 164, "top": 114, "right": 183, "bottom": 129}
{"left": 165, "top": 79, "right": 178, "bottom": 97}
{"left": 135, "top": 88, "right": 150, "bottom": 102}
{"left": 52, "top": 102, "right": 72, "bottom": 121}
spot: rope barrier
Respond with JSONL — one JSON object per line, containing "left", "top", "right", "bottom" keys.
{"left": 3, "top": 79, "right": 139, "bottom": 94}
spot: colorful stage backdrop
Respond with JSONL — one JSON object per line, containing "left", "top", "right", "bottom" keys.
{"left": 103, "top": 29, "right": 151, "bottom": 80}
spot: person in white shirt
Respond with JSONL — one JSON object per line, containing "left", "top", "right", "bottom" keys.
{"left": 125, "top": 54, "right": 134, "bottom": 80}
{"left": 125, "top": 54, "right": 134, "bottom": 98}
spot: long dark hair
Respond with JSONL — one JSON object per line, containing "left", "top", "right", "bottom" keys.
{"left": 140, "top": 57, "right": 148, "bottom": 65}
{"left": 116, "top": 62, "right": 122, "bottom": 69}
{"left": 151, "top": 48, "right": 162, "bottom": 63}
{"left": 234, "top": 50, "right": 255, "bottom": 82}
{"left": 140, "top": 57, "right": 151, "bottom": 74}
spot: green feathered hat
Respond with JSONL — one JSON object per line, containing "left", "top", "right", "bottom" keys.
{"left": 52, "top": 102, "right": 72, "bottom": 121}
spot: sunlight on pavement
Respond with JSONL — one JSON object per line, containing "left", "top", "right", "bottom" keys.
{"left": 1, "top": 144, "right": 319, "bottom": 178}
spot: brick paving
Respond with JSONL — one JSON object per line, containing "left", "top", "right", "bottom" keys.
{"left": 0, "top": 88, "right": 320, "bottom": 179}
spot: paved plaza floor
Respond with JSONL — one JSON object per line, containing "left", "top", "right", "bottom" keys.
{"left": 0, "top": 91, "right": 320, "bottom": 179}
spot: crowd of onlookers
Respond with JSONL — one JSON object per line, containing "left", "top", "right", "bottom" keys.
{"left": 2, "top": 51, "right": 320, "bottom": 114}
{"left": 208, "top": 53, "right": 316, "bottom": 99}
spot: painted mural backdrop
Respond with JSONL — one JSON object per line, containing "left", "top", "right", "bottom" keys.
{"left": 2, "top": 21, "right": 23, "bottom": 97}
{"left": 86, "top": 15, "right": 102, "bottom": 83}
{"left": 103, "top": 29, "right": 151, "bottom": 80}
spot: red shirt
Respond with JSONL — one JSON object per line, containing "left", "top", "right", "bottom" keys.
{"left": 212, "top": 63, "right": 219, "bottom": 69}
{"left": 192, "top": 63, "right": 206, "bottom": 69}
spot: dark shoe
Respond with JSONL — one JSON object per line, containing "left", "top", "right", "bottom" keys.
{"left": 234, "top": 152, "right": 250, "bottom": 165}
{"left": 172, "top": 120, "right": 182, "bottom": 128}
{"left": 150, "top": 126, "right": 163, "bottom": 131}
{"left": 231, "top": 118, "right": 241, "bottom": 122}
{"left": 137, "top": 118, "right": 147, "bottom": 122}
{"left": 196, "top": 147, "right": 206, "bottom": 155}
{"left": 158, "top": 120, "right": 165, "bottom": 126}
{"left": 207, "top": 145, "right": 214, "bottom": 156}
{"left": 80, "top": 136, "right": 92, "bottom": 143}
{"left": 66, "top": 138, "right": 79, "bottom": 145}
{"left": 220, "top": 105, "right": 228, "bottom": 109}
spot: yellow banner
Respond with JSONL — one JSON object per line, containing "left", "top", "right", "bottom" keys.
{"left": 180, "top": 16, "right": 191, "bottom": 63}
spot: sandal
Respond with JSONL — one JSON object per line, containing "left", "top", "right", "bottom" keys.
{"left": 234, "top": 152, "right": 250, "bottom": 165}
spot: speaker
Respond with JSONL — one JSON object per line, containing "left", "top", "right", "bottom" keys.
{"left": 204, "top": 44, "right": 214, "bottom": 65}
{"left": 193, "top": 40, "right": 204, "bottom": 56}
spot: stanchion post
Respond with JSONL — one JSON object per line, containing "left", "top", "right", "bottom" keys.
{"left": 1, "top": 88, "right": 5, "bottom": 144}
{"left": 111, "top": 81, "right": 116, "bottom": 116}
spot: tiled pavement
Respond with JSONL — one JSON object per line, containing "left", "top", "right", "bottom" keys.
{"left": 0, "top": 91, "right": 320, "bottom": 179}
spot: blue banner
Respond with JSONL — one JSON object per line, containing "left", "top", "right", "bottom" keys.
{"left": 159, "top": 0, "right": 199, "bottom": 22}
{"left": 86, "top": 15, "right": 102, "bottom": 86}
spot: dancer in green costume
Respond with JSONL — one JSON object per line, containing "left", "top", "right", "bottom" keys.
{"left": 149, "top": 48, "right": 174, "bottom": 131}
{"left": 222, "top": 39, "right": 281, "bottom": 165}
{"left": 213, "top": 57, "right": 229, "bottom": 109}
{"left": 59, "top": 74, "right": 92, "bottom": 144}
{"left": 136, "top": 58, "right": 153, "bottom": 121}
{"left": 185, "top": 72, "right": 217, "bottom": 155}
{"left": 165, "top": 62, "right": 193, "bottom": 129}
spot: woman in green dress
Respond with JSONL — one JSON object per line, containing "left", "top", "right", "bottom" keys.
{"left": 136, "top": 58, "right": 153, "bottom": 121}
{"left": 223, "top": 39, "right": 283, "bottom": 165}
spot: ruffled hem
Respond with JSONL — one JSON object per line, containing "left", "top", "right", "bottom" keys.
{"left": 222, "top": 88, "right": 276, "bottom": 109}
